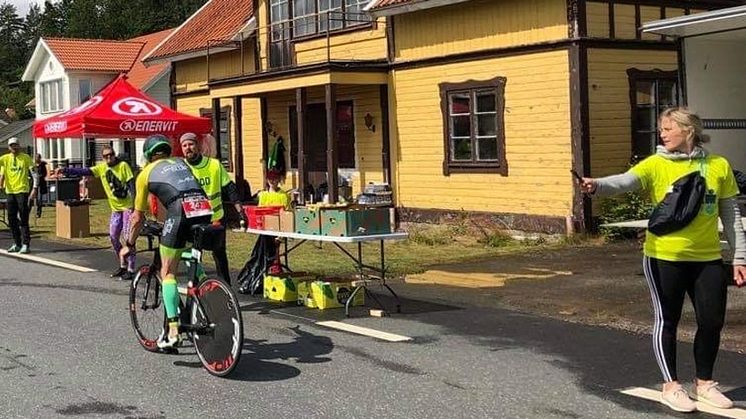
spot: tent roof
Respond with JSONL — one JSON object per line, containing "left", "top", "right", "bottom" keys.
{"left": 33, "top": 75, "right": 211, "bottom": 139}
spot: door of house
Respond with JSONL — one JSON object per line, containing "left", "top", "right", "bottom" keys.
{"left": 289, "top": 101, "right": 355, "bottom": 171}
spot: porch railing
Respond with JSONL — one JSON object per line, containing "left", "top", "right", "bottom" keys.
{"left": 204, "top": 12, "right": 388, "bottom": 83}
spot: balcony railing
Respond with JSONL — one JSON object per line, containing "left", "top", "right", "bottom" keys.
{"left": 205, "top": 12, "right": 388, "bottom": 83}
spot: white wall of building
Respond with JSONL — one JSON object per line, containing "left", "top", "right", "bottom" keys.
{"left": 685, "top": 37, "right": 746, "bottom": 171}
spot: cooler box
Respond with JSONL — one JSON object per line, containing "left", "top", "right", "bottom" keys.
{"left": 55, "top": 200, "right": 90, "bottom": 239}
{"left": 300, "top": 280, "right": 365, "bottom": 310}
{"left": 321, "top": 208, "right": 391, "bottom": 237}
{"left": 51, "top": 178, "right": 81, "bottom": 201}
{"left": 243, "top": 206, "right": 282, "bottom": 230}
{"left": 263, "top": 275, "right": 298, "bottom": 302}
{"left": 295, "top": 207, "right": 321, "bottom": 235}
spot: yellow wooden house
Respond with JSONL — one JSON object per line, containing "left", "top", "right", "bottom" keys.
{"left": 145, "top": 0, "right": 745, "bottom": 233}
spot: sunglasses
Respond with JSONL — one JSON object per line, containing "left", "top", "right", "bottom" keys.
{"left": 102, "top": 153, "right": 114, "bottom": 158}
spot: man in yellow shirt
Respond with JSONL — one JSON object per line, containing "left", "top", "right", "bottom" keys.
{"left": 58, "top": 145, "right": 136, "bottom": 280}
{"left": 0, "top": 138, "right": 38, "bottom": 253}
{"left": 180, "top": 132, "right": 247, "bottom": 284}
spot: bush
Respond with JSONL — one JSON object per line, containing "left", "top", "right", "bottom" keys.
{"left": 407, "top": 224, "right": 454, "bottom": 246}
{"left": 478, "top": 230, "right": 515, "bottom": 248}
{"left": 598, "top": 191, "right": 652, "bottom": 240}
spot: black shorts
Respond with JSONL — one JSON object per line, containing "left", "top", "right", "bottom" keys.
{"left": 160, "top": 204, "right": 212, "bottom": 250}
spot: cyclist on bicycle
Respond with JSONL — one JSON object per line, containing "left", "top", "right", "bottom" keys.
{"left": 121, "top": 134, "right": 213, "bottom": 349}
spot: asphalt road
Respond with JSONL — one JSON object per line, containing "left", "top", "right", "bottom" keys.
{"left": 2, "top": 254, "right": 746, "bottom": 418}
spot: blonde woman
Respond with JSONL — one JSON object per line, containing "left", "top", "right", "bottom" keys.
{"left": 581, "top": 107, "right": 746, "bottom": 413}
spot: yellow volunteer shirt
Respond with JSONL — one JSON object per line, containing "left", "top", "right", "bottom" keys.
{"left": 258, "top": 189, "right": 290, "bottom": 210}
{"left": 186, "top": 157, "right": 230, "bottom": 222}
{"left": 0, "top": 152, "right": 34, "bottom": 194}
{"left": 90, "top": 160, "right": 134, "bottom": 211}
{"left": 630, "top": 154, "right": 739, "bottom": 262}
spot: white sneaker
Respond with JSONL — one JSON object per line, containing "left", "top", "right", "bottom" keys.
{"left": 661, "top": 383, "right": 697, "bottom": 413}
{"left": 692, "top": 381, "right": 733, "bottom": 409}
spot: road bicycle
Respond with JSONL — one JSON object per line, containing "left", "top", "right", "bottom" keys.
{"left": 128, "top": 220, "right": 243, "bottom": 377}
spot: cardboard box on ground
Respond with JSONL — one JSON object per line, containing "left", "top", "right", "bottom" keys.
{"left": 55, "top": 201, "right": 90, "bottom": 238}
{"left": 264, "top": 274, "right": 364, "bottom": 309}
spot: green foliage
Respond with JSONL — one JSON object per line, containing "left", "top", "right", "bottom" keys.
{"left": 598, "top": 191, "right": 652, "bottom": 240}
{"left": 0, "top": 0, "right": 209, "bottom": 121}
{"left": 477, "top": 230, "right": 515, "bottom": 248}
{"left": 407, "top": 224, "right": 454, "bottom": 246}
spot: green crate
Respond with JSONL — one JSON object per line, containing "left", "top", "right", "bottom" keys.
{"left": 321, "top": 208, "right": 391, "bottom": 237}
{"left": 294, "top": 207, "right": 321, "bottom": 235}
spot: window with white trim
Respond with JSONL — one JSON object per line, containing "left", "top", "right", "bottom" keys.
{"left": 40, "top": 80, "right": 64, "bottom": 113}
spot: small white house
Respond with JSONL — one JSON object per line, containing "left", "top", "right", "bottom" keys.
{"left": 21, "top": 29, "right": 173, "bottom": 169}
{"left": 643, "top": 7, "right": 746, "bottom": 172}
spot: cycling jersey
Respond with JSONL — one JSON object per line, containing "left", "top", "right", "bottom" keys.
{"left": 0, "top": 152, "right": 34, "bottom": 194}
{"left": 135, "top": 158, "right": 212, "bottom": 249}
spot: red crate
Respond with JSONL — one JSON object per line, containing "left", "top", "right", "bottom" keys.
{"left": 243, "top": 206, "right": 282, "bottom": 229}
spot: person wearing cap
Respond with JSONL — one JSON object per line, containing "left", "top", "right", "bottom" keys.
{"left": 180, "top": 132, "right": 247, "bottom": 285}
{"left": 0, "top": 138, "right": 38, "bottom": 253}
{"left": 56, "top": 145, "right": 136, "bottom": 280}
{"left": 121, "top": 134, "right": 213, "bottom": 349}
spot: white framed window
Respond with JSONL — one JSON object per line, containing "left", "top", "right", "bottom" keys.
{"left": 40, "top": 79, "right": 64, "bottom": 113}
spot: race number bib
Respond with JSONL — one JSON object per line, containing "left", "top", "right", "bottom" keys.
{"left": 181, "top": 196, "right": 213, "bottom": 219}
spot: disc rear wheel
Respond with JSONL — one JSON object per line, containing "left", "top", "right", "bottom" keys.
{"left": 191, "top": 279, "right": 243, "bottom": 377}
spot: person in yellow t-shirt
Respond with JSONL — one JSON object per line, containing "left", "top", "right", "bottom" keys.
{"left": 580, "top": 108, "right": 746, "bottom": 413}
{"left": 0, "top": 138, "right": 38, "bottom": 254}
{"left": 257, "top": 169, "right": 290, "bottom": 210}
{"left": 57, "top": 145, "right": 136, "bottom": 280}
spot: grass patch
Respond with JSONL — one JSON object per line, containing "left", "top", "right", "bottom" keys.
{"left": 34, "top": 201, "right": 592, "bottom": 278}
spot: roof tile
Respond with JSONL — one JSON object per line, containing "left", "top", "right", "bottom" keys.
{"left": 147, "top": 0, "right": 253, "bottom": 62}
{"left": 126, "top": 29, "right": 174, "bottom": 89}
{"left": 44, "top": 38, "right": 144, "bottom": 72}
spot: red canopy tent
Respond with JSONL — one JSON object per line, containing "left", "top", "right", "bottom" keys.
{"left": 33, "top": 74, "right": 211, "bottom": 139}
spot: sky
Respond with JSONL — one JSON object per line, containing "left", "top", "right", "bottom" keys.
{"left": 5, "top": 0, "right": 45, "bottom": 16}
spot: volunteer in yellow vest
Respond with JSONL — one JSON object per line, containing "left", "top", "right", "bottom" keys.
{"left": 0, "top": 138, "right": 38, "bottom": 254}
{"left": 580, "top": 107, "right": 746, "bottom": 413}
{"left": 180, "top": 132, "right": 247, "bottom": 284}
{"left": 57, "top": 145, "right": 136, "bottom": 280}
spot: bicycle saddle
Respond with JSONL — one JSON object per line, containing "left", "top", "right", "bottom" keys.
{"left": 141, "top": 220, "right": 164, "bottom": 237}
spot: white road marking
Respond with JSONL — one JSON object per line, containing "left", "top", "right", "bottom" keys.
{"left": 621, "top": 387, "right": 746, "bottom": 418}
{"left": 316, "top": 320, "right": 413, "bottom": 342}
{"left": 0, "top": 250, "right": 97, "bottom": 273}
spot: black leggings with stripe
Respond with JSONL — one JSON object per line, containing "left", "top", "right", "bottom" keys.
{"left": 642, "top": 256, "right": 727, "bottom": 382}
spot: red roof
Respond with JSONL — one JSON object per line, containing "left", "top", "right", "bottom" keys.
{"left": 126, "top": 29, "right": 173, "bottom": 89}
{"left": 146, "top": 0, "right": 253, "bottom": 62}
{"left": 44, "top": 38, "right": 144, "bottom": 72}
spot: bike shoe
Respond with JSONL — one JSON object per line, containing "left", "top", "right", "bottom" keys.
{"left": 19, "top": 245, "right": 29, "bottom": 254}
{"left": 7, "top": 245, "right": 20, "bottom": 253}
{"left": 118, "top": 271, "right": 134, "bottom": 281}
{"left": 157, "top": 334, "right": 181, "bottom": 350}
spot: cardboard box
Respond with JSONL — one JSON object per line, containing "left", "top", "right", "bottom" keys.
{"left": 299, "top": 280, "right": 365, "bottom": 310}
{"left": 55, "top": 201, "right": 90, "bottom": 239}
{"left": 320, "top": 208, "right": 391, "bottom": 237}
{"left": 263, "top": 275, "right": 298, "bottom": 302}
{"left": 263, "top": 214, "right": 281, "bottom": 232}
{"left": 279, "top": 210, "right": 295, "bottom": 232}
{"left": 295, "top": 207, "right": 320, "bottom": 235}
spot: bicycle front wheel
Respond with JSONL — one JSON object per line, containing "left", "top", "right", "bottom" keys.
{"left": 191, "top": 279, "right": 243, "bottom": 377}
{"left": 129, "top": 265, "right": 164, "bottom": 352}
